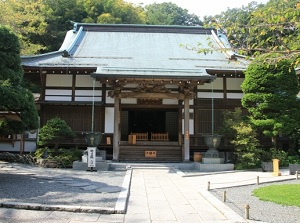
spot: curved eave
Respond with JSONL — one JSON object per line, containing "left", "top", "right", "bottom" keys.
{"left": 92, "top": 67, "right": 216, "bottom": 83}
{"left": 21, "top": 51, "right": 63, "bottom": 64}
{"left": 206, "top": 68, "right": 245, "bottom": 76}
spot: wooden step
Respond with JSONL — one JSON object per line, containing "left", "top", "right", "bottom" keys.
{"left": 119, "top": 145, "right": 182, "bottom": 162}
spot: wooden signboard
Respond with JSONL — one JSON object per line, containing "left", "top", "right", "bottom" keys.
{"left": 145, "top": 151, "right": 157, "bottom": 158}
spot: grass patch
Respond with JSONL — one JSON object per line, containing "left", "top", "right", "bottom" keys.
{"left": 253, "top": 184, "right": 300, "bottom": 207}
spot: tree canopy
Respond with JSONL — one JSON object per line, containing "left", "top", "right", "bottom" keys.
{"left": 0, "top": 25, "right": 39, "bottom": 134}
{"left": 241, "top": 54, "right": 300, "bottom": 138}
{"left": 38, "top": 117, "right": 75, "bottom": 149}
{"left": 0, "top": 0, "right": 203, "bottom": 55}
{"left": 203, "top": 0, "right": 300, "bottom": 66}
{"left": 145, "top": 2, "right": 202, "bottom": 26}
{"left": 0, "top": 0, "right": 48, "bottom": 55}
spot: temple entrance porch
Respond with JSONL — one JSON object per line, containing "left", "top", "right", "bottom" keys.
{"left": 121, "top": 108, "right": 179, "bottom": 142}
{"left": 119, "top": 141, "right": 182, "bottom": 162}
{"left": 118, "top": 108, "right": 182, "bottom": 162}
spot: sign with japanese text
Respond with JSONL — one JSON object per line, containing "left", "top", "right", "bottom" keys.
{"left": 145, "top": 151, "right": 157, "bottom": 158}
{"left": 87, "top": 147, "right": 96, "bottom": 168}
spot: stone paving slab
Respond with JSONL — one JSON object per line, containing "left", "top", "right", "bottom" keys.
{"left": 96, "top": 186, "right": 122, "bottom": 193}
{"left": 0, "top": 163, "right": 131, "bottom": 214}
{"left": 66, "top": 182, "right": 91, "bottom": 187}
{"left": 80, "top": 185, "right": 98, "bottom": 190}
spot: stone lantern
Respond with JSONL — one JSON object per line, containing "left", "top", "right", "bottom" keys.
{"left": 85, "top": 132, "right": 102, "bottom": 147}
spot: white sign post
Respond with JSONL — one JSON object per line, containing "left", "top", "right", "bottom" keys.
{"left": 87, "top": 147, "right": 97, "bottom": 171}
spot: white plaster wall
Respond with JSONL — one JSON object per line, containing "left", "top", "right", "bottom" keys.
{"left": 75, "top": 90, "right": 102, "bottom": 102}
{"left": 45, "top": 96, "right": 72, "bottom": 101}
{"left": 75, "top": 97, "right": 102, "bottom": 102}
{"left": 46, "top": 75, "right": 72, "bottom": 87}
{"left": 227, "top": 92, "right": 244, "bottom": 99}
{"left": 197, "top": 78, "right": 222, "bottom": 90}
{"left": 181, "top": 109, "right": 194, "bottom": 134}
{"left": 181, "top": 120, "right": 194, "bottom": 134}
{"left": 75, "top": 90, "right": 102, "bottom": 96}
{"left": 106, "top": 95, "right": 114, "bottom": 104}
{"left": 105, "top": 107, "right": 114, "bottom": 133}
{"left": 0, "top": 141, "right": 36, "bottom": 152}
{"left": 197, "top": 92, "right": 224, "bottom": 99}
{"left": 45, "top": 89, "right": 72, "bottom": 95}
{"left": 76, "top": 75, "right": 102, "bottom": 88}
{"left": 45, "top": 89, "right": 72, "bottom": 101}
{"left": 226, "top": 78, "right": 244, "bottom": 90}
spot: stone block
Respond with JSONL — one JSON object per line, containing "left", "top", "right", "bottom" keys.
{"left": 194, "top": 163, "right": 234, "bottom": 172}
{"left": 72, "top": 161, "right": 109, "bottom": 171}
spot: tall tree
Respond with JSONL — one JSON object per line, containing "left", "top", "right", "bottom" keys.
{"left": 145, "top": 2, "right": 202, "bottom": 26}
{"left": 75, "top": 0, "right": 146, "bottom": 24}
{"left": 0, "top": 0, "right": 146, "bottom": 54}
{"left": 42, "top": 0, "right": 87, "bottom": 52}
{"left": 241, "top": 54, "right": 300, "bottom": 140}
{"left": 0, "top": 26, "right": 39, "bottom": 134}
{"left": 0, "top": 0, "right": 47, "bottom": 55}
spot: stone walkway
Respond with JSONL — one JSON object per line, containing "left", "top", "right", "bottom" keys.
{"left": 0, "top": 161, "right": 298, "bottom": 223}
{"left": 0, "top": 162, "right": 130, "bottom": 214}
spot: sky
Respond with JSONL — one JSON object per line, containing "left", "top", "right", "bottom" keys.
{"left": 125, "top": 0, "right": 270, "bottom": 18}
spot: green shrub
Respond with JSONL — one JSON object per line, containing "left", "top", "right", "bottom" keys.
{"left": 34, "top": 147, "right": 49, "bottom": 159}
{"left": 38, "top": 117, "right": 75, "bottom": 149}
{"left": 56, "top": 148, "right": 82, "bottom": 166}
{"left": 34, "top": 147, "right": 82, "bottom": 167}
{"left": 287, "top": 155, "right": 300, "bottom": 164}
{"left": 231, "top": 122, "right": 261, "bottom": 169}
{"left": 261, "top": 148, "right": 289, "bottom": 166}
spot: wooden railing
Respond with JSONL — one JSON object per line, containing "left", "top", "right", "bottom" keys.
{"left": 151, "top": 132, "right": 169, "bottom": 141}
{"left": 130, "top": 132, "right": 169, "bottom": 141}
{"left": 131, "top": 132, "right": 149, "bottom": 141}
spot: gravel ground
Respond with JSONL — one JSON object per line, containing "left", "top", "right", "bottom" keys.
{"left": 210, "top": 180, "right": 300, "bottom": 223}
{"left": 0, "top": 163, "right": 126, "bottom": 208}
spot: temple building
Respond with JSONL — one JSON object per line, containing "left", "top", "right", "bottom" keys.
{"left": 20, "top": 23, "right": 250, "bottom": 161}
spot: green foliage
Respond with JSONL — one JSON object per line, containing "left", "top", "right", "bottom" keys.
{"left": 203, "top": 2, "right": 261, "bottom": 55}
{"left": 261, "top": 148, "right": 289, "bottom": 166}
{"left": 203, "top": 0, "right": 300, "bottom": 66}
{"left": 34, "top": 147, "right": 82, "bottom": 167}
{"left": 253, "top": 184, "right": 300, "bottom": 207}
{"left": 0, "top": 0, "right": 47, "bottom": 55}
{"left": 41, "top": 0, "right": 86, "bottom": 52}
{"left": 34, "top": 147, "right": 48, "bottom": 159}
{"left": 55, "top": 148, "right": 82, "bottom": 166}
{"left": 1, "top": 0, "right": 146, "bottom": 54}
{"left": 0, "top": 25, "right": 39, "bottom": 134}
{"left": 38, "top": 117, "right": 75, "bottom": 149}
{"left": 219, "top": 107, "right": 246, "bottom": 142}
{"left": 145, "top": 2, "right": 202, "bottom": 26}
{"left": 231, "top": 122, "right": 261, "bottom": 169}
{"left": 287, "top": 155, "right": 300, "bottom": 164}
{"left": 242, "top": 55, "right": 300, "bottom": 139}
{"left": 219, "top": 108, "right": 263, "bottom": 169}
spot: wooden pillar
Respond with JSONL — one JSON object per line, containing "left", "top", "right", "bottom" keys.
{"left": 113, "top": 95, "right": 120, "bottom": 161}
{"left": 183, "top": 97, "right": 190, "bottom": 162}
{"left": 178, "top": 106, "right": 182, "bottom": 146}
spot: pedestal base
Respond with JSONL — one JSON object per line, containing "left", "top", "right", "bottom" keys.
{"left": 202, "top": 157, "right": 224, "bottom": 164}
{"left": 73, "top": 161, "right": 109, "bottom": 171}
{"left": 194, "top": 163, "right": 234, "bottom": 172}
